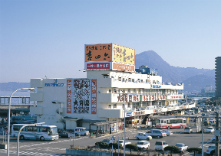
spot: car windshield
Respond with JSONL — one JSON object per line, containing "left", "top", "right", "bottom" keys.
{"left": 176, "top": 144, "right": 183, "bottom": 147}
{"left": 118, "top": 141, "right": 123, "bottom": 143}
{"left": 137, "top": 142, "right": 145, "bottom": 145}
{"left": 208, "top": 146, "right": 215, "bottom": 149}
{"left": 155, "top": 142, "right": 163, "bottom": 145}
{"left": 208, "top": 127, "right": 213, "bottom": 129}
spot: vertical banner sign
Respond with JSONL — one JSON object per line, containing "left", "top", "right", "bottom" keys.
{"left": 67, "top": 79, "right": 72, "bottom": 113}
{"left": 91, "top": 79, "right": 97, "bottom": 114}
{"left": 73, "top": 79, "right": 90, "bottom": 114}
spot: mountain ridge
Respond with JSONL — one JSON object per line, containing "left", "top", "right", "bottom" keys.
{"left": 135, "top": 51, "right": 215, "bottom": 92}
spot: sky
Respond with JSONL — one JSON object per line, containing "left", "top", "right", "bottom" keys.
{"left": 0, "top": 0, "right": 221, "bottom": 83}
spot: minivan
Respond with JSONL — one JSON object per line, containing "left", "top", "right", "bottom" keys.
{"left": 74, "top": 127, "right": 89, "bottom": 136}
{"left": 155, "top": 141, "right": 168, "bottom": 151}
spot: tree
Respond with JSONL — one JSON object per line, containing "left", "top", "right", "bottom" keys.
{"left": 125, "top": 144, "right": 138, "bottom": 154}
{"left": 187, "top": 147, "right": 202, "bottom": 156}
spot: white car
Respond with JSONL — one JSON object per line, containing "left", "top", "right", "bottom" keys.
{"left": 206, "top": 144, "right": 216, "bottom": 155}
{"left": 162, "top": 130, "right": 173, "bottom": 136}
{"left": 155, "top": 141, "right": 168, "bottom": 151}
{"left": 116, "top": 140, "right": 131, "bottom": 147}
{"left": 136, "top": 132, "right": 152, "bottom": 140}
{"left": 204, "top": 127, "right": 215, "bottom": 133}
{"left": 175, "top": 143, "right": 188, "bottom": 153}
{"left": 137, "top": 141, "right": 150, "bottom": 150}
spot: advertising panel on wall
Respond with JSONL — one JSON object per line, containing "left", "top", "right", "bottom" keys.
{"left": 112, "top": 62, "right": 135, "bottom": 72}
{"left": 66, "top": 79, "right": 97, "bottom": 114}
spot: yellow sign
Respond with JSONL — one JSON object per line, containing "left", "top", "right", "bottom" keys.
{"left": 112, "top": 44, "right": 135, "bottom": 65}
{"left": 186, "top": 117, "right": 189, "bottom": 123}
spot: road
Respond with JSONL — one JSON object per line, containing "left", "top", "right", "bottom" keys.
{"left": 0, "top": 126, "right": 216, "bottom": 156}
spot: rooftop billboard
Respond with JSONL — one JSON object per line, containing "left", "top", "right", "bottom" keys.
{"left": 85, "top": 43, "right": 135, "bottom": 66}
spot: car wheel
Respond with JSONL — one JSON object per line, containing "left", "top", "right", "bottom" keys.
{"left": 157, "top": 135, "right": 160, "bottom": 139}
{"left": 20, "top": 135, "right": 25, "bottom": 140}
{"left": 137, "top": 137, "right": 139, "bottom": 140}
{"left": 40, "top": 136, "right": 45, "bottom": 141}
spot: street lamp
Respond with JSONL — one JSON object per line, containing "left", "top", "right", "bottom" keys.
{"left": 7, "top": 88, "right": 35, "bottom": 156}
{"left": 17, "top": 122, "right": 45, "bottom": 156}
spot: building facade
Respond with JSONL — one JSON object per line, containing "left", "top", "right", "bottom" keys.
{"left": 30, "top": 43, "right": 185, "bottom": 130}
{"left": 215, "top": 56, "right": 221, "bottom": 98}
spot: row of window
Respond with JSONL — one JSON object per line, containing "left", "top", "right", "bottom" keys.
{"left": 13, "top": 125, "right": 51, "bottom": 132}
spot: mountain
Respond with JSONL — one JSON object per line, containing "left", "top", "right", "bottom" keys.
{"left": 135, "top": 51, "right": 215, "bottom": 92}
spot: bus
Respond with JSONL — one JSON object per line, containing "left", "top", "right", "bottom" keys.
{"left": 155, "top": 118, "right": 187, "bottom": 129}
{"left": 11, "top": 124, "right": 59, "bottom": 141}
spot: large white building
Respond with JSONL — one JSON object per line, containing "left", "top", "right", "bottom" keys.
{"left": 30, "top": 43, "right": 185, "bottom": 131}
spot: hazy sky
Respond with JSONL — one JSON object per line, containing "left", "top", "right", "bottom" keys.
{"left": 0, "top": 0, "right": 221, "bottom": 83}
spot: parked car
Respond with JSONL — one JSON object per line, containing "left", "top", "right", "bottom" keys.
{"left": 58, "top": 130, "right": 68, "bottom": 138}
{"left": 184, "top": 127, "right": 192, "bottom": 134}
{"left": 175, "top": 143, "right": 188, "bottom": 153}
{"left": 74, "top": 127, "right": 89, "bottom": 136}
{"left": 137, "top": 141, "right": 150, "bottom": 150}
{"left": 146, "top": 129, "right": 167, "bottom": 138}
{"left": 162, "top": 130, "right": 173, "bottom": 136}
{"left": 136, "top": 132, "right": 152, "bottom": 140}
{"left": 210, "top": 136, "right": 221, "bottom": 143}
{"left": 206, "top": 144, "right": 216, "bottom": 155}
{"left": 116, "top": 140, "right": 131, "bottom": 147}
{"left": 154, "top": 141, "right": 168, "bottom": 151}
{"left": 204, "top": 127, "right": 215, "bottom": 133}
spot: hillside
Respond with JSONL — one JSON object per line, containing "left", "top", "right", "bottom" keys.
{"left": 135, "top": 51, "right": 215, "bottom": 92}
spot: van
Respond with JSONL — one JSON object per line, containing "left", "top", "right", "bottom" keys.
{"left": 155, "top": 141, "right": 168, "bottom": 151}
{"left": 74, "top": 127, "right": 89, "bottom": 136}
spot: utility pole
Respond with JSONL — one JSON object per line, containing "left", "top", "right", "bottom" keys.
{"left": 215, "top": 112, "right": 220, "bottom": 156}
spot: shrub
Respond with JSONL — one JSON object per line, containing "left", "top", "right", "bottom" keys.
{"left": 95, "top": 142, "right": 109, "bottom": 149}
{"left": 109, "top": 143, "right": 123, "bottom": 153}
{"left": 164, "top": 145, "right": 180, "bottom": 153}
{"left": 125, "top": 144, "right": 138, "bottom": 154}
{"left": 187, "top": 147, "right": 202, "bottom": 156}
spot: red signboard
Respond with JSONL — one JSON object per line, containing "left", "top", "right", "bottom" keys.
{"left": 87, "top": 62, "right": 110, "bottom": 70}
{"left": 91, "top": 79, "right": 97, "bottom": 114}
{"left": 67, "top": 79, "right": 72, "bottom": 113}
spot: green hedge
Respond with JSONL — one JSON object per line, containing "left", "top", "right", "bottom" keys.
{"left": 164, "top": 145, "right": 180, "bottom": 153}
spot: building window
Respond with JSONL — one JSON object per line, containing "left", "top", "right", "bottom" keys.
{"left": 128, "top": 103, "right": 131, "bottom": 108}
{"left": 132, "top": 79, "right": 134, "bottom": 82}
{"left": 122, "top": 78, "right": 125, "bottom": 82}
{"left": 128, "top": 89, "right": 131, "bottom": 93}
{"left": 118, "top": 77, "right": 121, "bottom": 81}
{"left": 108, "top": 105, "right": 111, "bottom": 108}
{"left": 113, "top": 104, "right": 117, "bottom": 108}
{"left": 109, "top": 89, "right": 111, "bottom": 93}
{"left": 128, "top": 78, "right": 131, "bottom": 82}
{"left": 141, "top": 79, "right": 143, "bottom": 83}
{"left": 134, "top": 89, "right": 136, "bottom": 93}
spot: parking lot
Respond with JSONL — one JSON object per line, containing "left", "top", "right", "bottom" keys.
{"left": 0, "top": 125, "right": 217, "bottom": 156}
